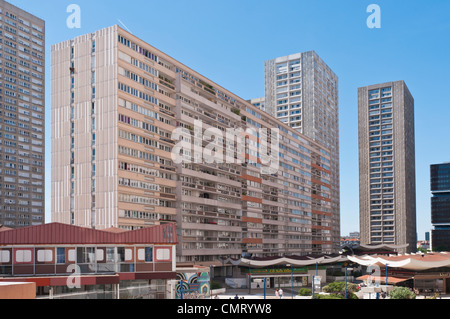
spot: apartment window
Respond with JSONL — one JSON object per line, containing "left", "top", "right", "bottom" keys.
{"left": 369, "top": 89, "right": 380, "bottom": 99}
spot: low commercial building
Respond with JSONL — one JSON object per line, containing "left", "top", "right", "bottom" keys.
{"left": 0, "top": 222, "right": 177, "bottom": 299}
{"left": 349, "top": 252, "right": 450, "bottom": 295}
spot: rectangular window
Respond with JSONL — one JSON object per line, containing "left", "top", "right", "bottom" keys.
{"left": 57, "top": 247, "right": 66, "bottom": 264}
{"left": 106, "top": 248, "right": 115, "bottom": 263}
{"left": 145, "top": 247, "right": 152, "bottom": 262}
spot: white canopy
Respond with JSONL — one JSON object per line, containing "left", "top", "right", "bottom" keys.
{"left": 222, "top": 255, "right": 348, "bottom": 268}
{"left": 347, "top": 252, "right": 450, "bottom": 271}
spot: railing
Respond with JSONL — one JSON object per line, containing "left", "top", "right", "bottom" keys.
{"left": 0, "top": 261, "right": 165, "bottom": 277}
{"left": 37, "top": 283, "right": 168, "bottom": 299}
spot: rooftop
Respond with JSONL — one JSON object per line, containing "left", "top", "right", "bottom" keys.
{"left": 0, "top": 222, "right": 177, "bottom": 246}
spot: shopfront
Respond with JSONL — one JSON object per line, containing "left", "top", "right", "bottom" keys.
{"left": 247, "top": 266, "right": 327, "bottom": 289}
{"left": 414, "top": 272, "right": 450, "bottom": 295}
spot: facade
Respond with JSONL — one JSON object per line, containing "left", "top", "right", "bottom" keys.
{"left": 0, "top": 222, "right": 177, "bottom": 299}
{"left": 430, "top": 163, "right": 450, "bottom": 251}
{"left": 358, "top": 81, "right": 417, "bottom": 253}
{"left": 51, "top": 26, "right": 178, "bottom": 230}
{"left": 263, "top": 51, "right": 340, "bottom": 253}
{"left": 0, "top": 1, "right": 46, "bottom": 228}
{"left": 248, "top": 97, "right": 266, "bottom": 113}
{"left": 52, "top": 25, "right": 333, "bottom": 264}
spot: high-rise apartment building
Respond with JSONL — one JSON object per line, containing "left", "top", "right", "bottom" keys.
{"left": 0, "top": 1, "right": 45, "bottom": 228}
{"left": 52, "top": 26, "right": 334, "bottom": 263}
{"left": 430, "top": 163, "right": 450, "bottom": 251}
{"left": 358, "top": 81, "right": 417, "bottom": 253}
{"left": 263, "top": 51, "right": 340, "bottom": 253}
{"left": 248, "top": 97, "right": 266, "bottom": 113}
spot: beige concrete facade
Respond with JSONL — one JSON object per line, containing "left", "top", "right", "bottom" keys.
{"left": 52, "top": 26, "right": 332, "bottom": 263}
{"left": 358, "top": 81, "right": 416, "bottom": 253}
{"left": 0, "top": 1, "right": 45, "bottom": 228}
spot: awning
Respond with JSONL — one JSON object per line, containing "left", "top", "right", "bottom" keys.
{"left": 222, "top": 255, "right": 348, "bottom": 268}
{"left": 347, "top": 253, "right": 450, "bottom": 271}
{"left": 356, "top": 275, "right": 412, "bottom": 285}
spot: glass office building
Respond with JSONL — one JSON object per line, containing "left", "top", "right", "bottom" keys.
{"left": 431, "top": 163, "right": 450, "bottom": 250}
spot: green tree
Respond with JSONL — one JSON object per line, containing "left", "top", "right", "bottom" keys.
{"left": 320, "top": 281, "right": 359, "bottom": 299}
{"left": 416, "top": 247, "right": 428, "bottom": 254}
{"left": 389, "top": 287, "right": 416, "bottom": 299}
{"left": 322, "top": 281, "right": 358, "bottom": 294}
{"left": 298, "top": 288, "right": 312, "bottom": 296}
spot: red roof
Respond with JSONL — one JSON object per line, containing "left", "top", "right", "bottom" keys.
{"left": 0, "top": 223, "right": 177, "bottom": 245}
{"left": 0, "top": 225, "right": 13, "bottom": 232}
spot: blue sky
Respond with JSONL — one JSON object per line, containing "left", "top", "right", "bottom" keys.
{"left": 8, "top": 0, "right": 450, "bottom": 240}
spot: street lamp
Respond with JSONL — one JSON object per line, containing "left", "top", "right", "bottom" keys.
{"left": 286, "top": 264, "right": 294, "bottom": 299}
{"left": 312, "top": 275, "right": 315, "bottom": 299}
{"left": 345, "top": 266, "right": 347, "bottom": 299}
{"left": 210, "top": 264, "right": 213, "bottom": 299}
{"left": 344, "top": 266, "right": 354, "bottom": 299}
{"left": 248, "top": 261, "right": 252, "bottom": 295}
{"left": 385, "top": 263, "right": 389, "bottom": 292}
{"left": 264, "top": 278, "right": 267, "bottom": 300}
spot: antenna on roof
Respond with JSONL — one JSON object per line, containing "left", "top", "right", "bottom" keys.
{"left": 118, "top": 19, "right": 132, "bottom": 33}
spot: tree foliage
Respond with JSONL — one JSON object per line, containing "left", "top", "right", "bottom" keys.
{"left": 389, "top": 287, "right": 416, "bottom": 299}
{"left": 298, "top": 288, "right": 312, "bottom": 296}
{"left": 322, "top": 281, "right": 358, "bottom": 294}
{"left": 320, "top": 281, "right": 359, "bottom": 299}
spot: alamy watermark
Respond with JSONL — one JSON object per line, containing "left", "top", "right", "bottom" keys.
{"left": 66, "top": 264, "right": 81, "bottom": 289}
{"left": 66, "top": 4, "right": 81, "bottom": 29}
{"left": 367, "top": 4, "right": 381, "bottom": 29}
{"left": 171, "top": 120, "right": 280, "bottom": 175}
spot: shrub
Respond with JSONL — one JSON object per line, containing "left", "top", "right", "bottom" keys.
{"left": 298, "top": 288, "right": 312, "bottom": 296}
{"left": 389, "top": 287, "right": 416, "bottom": 299}
{"left": 322, "top": 281, "right": 358, "bottom": 294}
